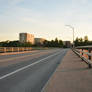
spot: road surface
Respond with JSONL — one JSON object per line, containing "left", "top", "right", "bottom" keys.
{"left": 0, "top": 49, "right": 68, "bottom": 92}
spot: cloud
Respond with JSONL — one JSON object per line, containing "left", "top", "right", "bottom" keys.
{"left": 72, "top": 0, "right": 89, "bottom": 4}
{"left": 8, "top": 0, "right": 24, "bottom": 5}
{"left": 80, "top": 0, "right": 88, "bottom": 4}
{"left": 0, "top": 0, "right": 24, "bottom": 6}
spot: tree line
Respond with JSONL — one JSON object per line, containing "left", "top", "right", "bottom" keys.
{"left": 74, "top": 36, "right": 92, "bottom": 46}
{"left": 43, "top": 38, "right": 63, "bottom": 47}
{"left": 0, "top": 40, "right": 32, "bottom": 47}
{"left": 0, "top": 38, "right": 64, "bottom": 47}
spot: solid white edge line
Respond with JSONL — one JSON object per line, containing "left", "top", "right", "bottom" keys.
{"left": 0, "top": 51, "right": 61, "bottom": 80}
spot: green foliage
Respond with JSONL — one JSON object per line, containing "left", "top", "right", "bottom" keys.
{"left": 0, "top": 41, "right": 32, "bottom": 47}
{"left": 43, "top": 38, "right": 63, "bottom": 48}
{"left": 0, "top": 38, "right": 64, "bottom": 48}
{"left": 74, "top": 36, "right": 92, "bottom": 46}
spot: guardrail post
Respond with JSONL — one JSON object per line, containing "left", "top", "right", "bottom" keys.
{"left": 11, "top": 47, "right": 14, "bottom": 52}
{"left": 88, "top": 49, "right": 92, "bottom": 68}
{"left": 17, "top": 47, "right": 19, "bottom": 52}
{"left": 88, "top": 64, "right": 91, "bottom": 68}
{"left": 88, "top": 49, "right": 91, "bottom": 60}
{"left": 4, "top": 47, "right": 6, "bottom": 53}
{"left": 82, "top": 49, "right": 83, "bottom": 56}
{"left": 81, "top": 49, "right": 84, "bottom": 61}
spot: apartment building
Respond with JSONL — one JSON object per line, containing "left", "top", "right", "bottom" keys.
{"left": 19, "top": 33, "right": 34, "bottom": 44}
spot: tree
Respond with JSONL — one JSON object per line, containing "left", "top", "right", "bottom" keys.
{"left": 84, "top": 36, "right": 88, "bottom": 42}
{"left": 74, "top": 37, "right": 79, "bottom": 46}
{"left": 83, "top": 36, "right": 88, "bottom": 45}
{"left": 58, "top": 40, "right": 63, "bottom": 47}
{"left": 74, "top": 37, "right": 84, "bottom": 46}
{"left": 55, "top": 38, "right": 59, "bottom": 47}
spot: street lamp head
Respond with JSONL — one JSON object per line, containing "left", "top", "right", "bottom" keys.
{"left": 65, "top": 25, "right": 74, "bottom": 30}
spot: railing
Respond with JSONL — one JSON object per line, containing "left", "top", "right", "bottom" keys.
{"left": 0, "top": 47, "right": 32, "bottom": 53}
{"left": 73, "top": 46, "right": 92, "bottom": 68}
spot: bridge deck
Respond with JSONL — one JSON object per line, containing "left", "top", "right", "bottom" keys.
{"left": 43, "top": 50, "right": 92, "bottom": 92}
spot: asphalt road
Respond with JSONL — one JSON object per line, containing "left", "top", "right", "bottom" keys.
{"left": 0, "top": 49, "right": 68, "bottom": 92}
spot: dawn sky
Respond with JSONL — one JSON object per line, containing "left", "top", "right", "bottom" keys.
{"left": 0, "top": 0, "right": 92, "bottom": 41}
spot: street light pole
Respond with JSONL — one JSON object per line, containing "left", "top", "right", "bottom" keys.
{"left": 65, "top": 25, "right": 75, "bottom": 48}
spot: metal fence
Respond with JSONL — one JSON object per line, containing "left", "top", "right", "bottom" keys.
{"left": 0, "top": 47, "right": 32, "bottom": 53}
{"left": 73, "top": 46, "right": 92, "bottom": 68}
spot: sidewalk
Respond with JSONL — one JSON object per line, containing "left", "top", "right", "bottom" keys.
{"left": 43, "top": 50, "right": 92, "bottom": 92}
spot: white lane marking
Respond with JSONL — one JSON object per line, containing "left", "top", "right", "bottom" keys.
{"left": 0, "top": 51, "right": 61, "bottom": 80}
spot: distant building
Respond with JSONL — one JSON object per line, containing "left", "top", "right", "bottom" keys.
{"left": 35, "top": 38, "right": 46, "bottom": 45}
{"left": 19, "top": 33, "right": 34, "bottom": 44}
{"left": 63, "top": 41, "right": 71, "bottom": 48}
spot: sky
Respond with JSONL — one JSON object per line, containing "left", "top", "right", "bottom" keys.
{"left": 0, "top": 0, "right": 92, "bottom": 42}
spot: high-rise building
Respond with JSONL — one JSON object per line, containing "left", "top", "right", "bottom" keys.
{"left": 19, "top": 33, "right": 34, "bottom": 44}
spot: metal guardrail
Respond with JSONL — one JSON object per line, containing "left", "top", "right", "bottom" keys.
{"left": 73, "top": 46, "right": 92, "bottom": 68}
{"left": 0, "top": 47, "right": 32, "bottom": 53}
